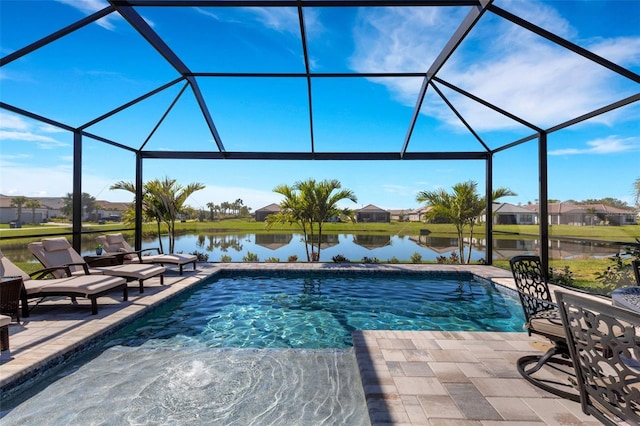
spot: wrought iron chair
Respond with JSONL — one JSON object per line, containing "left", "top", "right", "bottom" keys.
{"left": 556, "top": 291, "right": 640, "bottom": 425}
{"left": 632, "top": 259, "right": 640, "bottom": 286}
{"left": 509, "top": 255, "right": 579, "bottom": 401}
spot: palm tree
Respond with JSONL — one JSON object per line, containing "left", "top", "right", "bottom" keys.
{"left": 304, "top": 179, "right": 357, "bottom": 260}
{"left": 25, "top": 199, "right": 41, "bottom": 224}
{"left": 267, "top": 178, "right": 357, "bottom": 261}
{"left": 61, "top": 192, "right": 97, "bottom": 220}
{"left": 111, "top": 178, "right": 204, "bottom": 253}
{"left": 416, "top": 181, "right": 515, "bottom": 264}
{"left": 143, "top": 177, "right": 205, "bottom": 253}
{"left": 634, "top": 177, "right": 640, "bottom": 207}
{"left": 10, "top": 196, "right": 28, "bottom": 224}
{"left": 111, "top": 180, "right": 164, "bottom": 249}
{"left": 206, "top": 202, "right": 215, "bottom": 221}
{"left": 268, "top": 183, "right": 313, "bottom": 260}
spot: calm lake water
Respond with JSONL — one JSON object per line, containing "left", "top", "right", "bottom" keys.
{"left": 130, "top": 232, "right": 626, "bottom": 263}
{"left": 2, "top": 232, "right": 626, "bottom": 264}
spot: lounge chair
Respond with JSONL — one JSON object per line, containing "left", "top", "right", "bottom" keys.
{"left": 96, "top": 233, "right": 197, "bottom": 275}
{"left": 28, "top": 237, "right": 165, "bottom": 293}
{"left": 633, "top": 259, "right": 640, "bottom": 286}
{"left": 509, "top": 255, "right": 579, "bottom": 401}
{"left": 556, "top": 290, "right": 640, "bottom": 425}
{"left": 0, "top": 314, "right": 10, "bottom": 351}
{"left": 0, "top": 249, "right": 127, "bottom": 316}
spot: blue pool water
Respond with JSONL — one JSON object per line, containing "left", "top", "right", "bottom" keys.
{"left": 109, "top": 271, "right": 524, "bottom": 350}
{"left": 1, "top": 271, "right": 525, "bottom": 425}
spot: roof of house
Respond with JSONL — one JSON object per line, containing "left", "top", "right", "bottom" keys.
{"left": 255, "top": 203, "right": 281, "bottom": 212}
{"left": 0, "top": 195, "right": 131, "bottom": 211}
{"left": 492, "top": 203, "right": 536, "bottom": 214}
{"left": 525, "top": 202, "right": 636, "bottom": 215}
{"left": 356, "top": 204, "right": 389, "bottom": 213}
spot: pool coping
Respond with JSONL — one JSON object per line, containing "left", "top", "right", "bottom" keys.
{"left": 0, "top": 263, "right": 610, "bottom": 424}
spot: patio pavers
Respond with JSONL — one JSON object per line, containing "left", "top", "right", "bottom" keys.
{"left": 0, "top": 264, "right": 606, "bottom": 424}
{"left": 352, "top": 329, "right": 600, "bottom": 425}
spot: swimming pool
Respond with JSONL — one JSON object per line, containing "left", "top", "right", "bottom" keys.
{"left": 1, "top": 271, "right": 525, "bottom": 425}
{"left": 111, "top": 271, "right": 525, "bottom": 349}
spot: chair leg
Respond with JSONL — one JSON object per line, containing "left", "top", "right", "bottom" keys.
{"left": 0, "top": 326, "right": 9, "bottom": 351}
{"left": 517, "top": 344, "right": 580, "bottom": 402}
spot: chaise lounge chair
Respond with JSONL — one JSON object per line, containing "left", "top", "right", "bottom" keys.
{"left": 96, "top": 233, "right": 197, "bottom": 275}
{"left": 28, "top": 237, "right": 165, "bottom": 293}
{"left": 509, "top": 255, "right": 579, "bottom": 401}
{"left": 0, "top": 314, "right": 11, "bottom": 351}
{"left": 1, "top": 249, "right": 128, "bottom": 316}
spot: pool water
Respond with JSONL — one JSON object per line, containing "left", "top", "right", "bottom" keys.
{"left": 1, "top": 271, "right": 525, "bottom": 425}
{"left": 109, "top": 271, "right": 524, "bottom": 350}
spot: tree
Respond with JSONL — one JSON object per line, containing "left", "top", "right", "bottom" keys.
{"left": 206, "top": 202, "right": 215, "bottom": 221}
{"left": 112, "top": 177, "right": 204, "bottom": 254}
{"left": 266, "top": 178, "right": 357, "bottom": 261}
{"left": 579, "top": 198, "right": 629, "bottom": 209}
{"left": 60, "top": 193, "right": 96, "bottom": 220}
{"left": 634, "top": 177, "right": 640, "bottom": 207}
{"left": 10, "top": 196, "right": 28, "bottom": 224}
{"left": 416, "top": 181, "right": 516, "bottom": 264}
{"left": 25, "top": 199, "right": 41, "bottom": 224}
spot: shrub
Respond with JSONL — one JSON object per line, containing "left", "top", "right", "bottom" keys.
{"left": 220, "top": 254, "right": 232, "bottom": 262}
{"left": 243, "top": 252, "right": 259, "bottom": 262}
{"left": 549, "top": 265, "right": 574, "bottom": 286}
{"left": 410, "top": 252, "right": 422, "bottom": 264}
{"left": 594, "top": 253, "right": 634, "bottom": 293}
{"left": 190, "top": 250, "right": 209, "bottom": 262}
{"left": 265, "top": 257, "right": 280, "bottom": 263}
{"left": 287, "top": 255, "right": 298, "bottom": 262}
{"left": 436, "top": 251, "right": 459, "bottom": 264}
{"left": 332, "top": 254, "right": 349, "bottom": 263}
{"left": 388, "top": 256, "right": 400, "bottom": 264}
{"left": 362, "top": 256, "right": 379, "bottom": 264}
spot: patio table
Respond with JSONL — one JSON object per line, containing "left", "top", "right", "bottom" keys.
{"left": 611, "top": 286, "right": 640, "bottom": 313}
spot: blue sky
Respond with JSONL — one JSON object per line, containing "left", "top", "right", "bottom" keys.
{"left": 1, "top": 0, "right": 639, "bottom": 212}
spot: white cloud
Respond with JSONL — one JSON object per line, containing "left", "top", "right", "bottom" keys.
{"left": 349, "top": 2, "right": 640, "bottom": 132}
{"left": 0, "top": 112, "right": 30, "bottom": 130}
{"left": 0, "top": 113, "right": 68, "bottom": 148}
{"left": 549, "top": 135, "right": 640, "bottom": 155}
{"left": 55, "top": 0, "right": 118, "bottom": 31}
{"left": 194, "top": 7, "right": 220, "bottom": 21}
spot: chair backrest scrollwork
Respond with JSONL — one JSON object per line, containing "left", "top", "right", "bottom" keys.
{"left": 556, "top": 291, "right": 640, "bottom": 426}
{"left": 509, "top": 255, "right": 557, "bottom": 325}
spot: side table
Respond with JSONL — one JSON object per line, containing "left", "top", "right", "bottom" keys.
{"left": 611, "top": 286, "right": 640, "bottom": 313}
{"left": 1, "top": 276, "right": 24, "bottom": 324}
{"left": 83, "top": 254, "right": 121, "bottom": 267}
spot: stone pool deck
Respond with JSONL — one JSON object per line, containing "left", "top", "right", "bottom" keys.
{"left": 1, "top": 263, "right": 609, "bottom": 424}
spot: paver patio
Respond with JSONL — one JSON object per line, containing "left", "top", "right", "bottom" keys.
{"left": 1, "top": 264, "right": 606, "bottom": 425}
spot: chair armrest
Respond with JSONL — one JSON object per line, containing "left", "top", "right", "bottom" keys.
{"left": 141, "top": 247, "right": 162, "bottom": 255}
{"left": 29, "top": 265, "right": 73, "bottom": 279}
{"left": 117, "top": 250, "right": 144, "bottom": 263}
{"left": 83, "top": 256, "right": 117, "bottom": 268}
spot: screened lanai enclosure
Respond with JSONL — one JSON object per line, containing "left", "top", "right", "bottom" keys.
{"left": 1, "top": 1, "right": 639, "bottom": 270}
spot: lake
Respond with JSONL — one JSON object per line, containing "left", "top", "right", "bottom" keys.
{"left": 2, "top": 232, "right": 626, "bottom": 264}
{"left": 158, "top": 232, "right": 624, "bottom": 263}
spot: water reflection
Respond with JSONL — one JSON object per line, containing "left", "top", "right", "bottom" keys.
{"left": 352, "top": 234, "right": 391, "bottom": 250}
{"left": 1, "top": 232, "right": 627, "bottom": 264}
